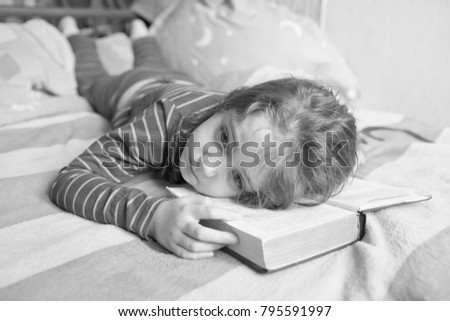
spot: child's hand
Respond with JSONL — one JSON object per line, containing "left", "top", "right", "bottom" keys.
{"left": 149, "top": 195, "right": 241, "bottom": 259}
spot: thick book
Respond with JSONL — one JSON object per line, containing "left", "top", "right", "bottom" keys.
{"left": 166, "top": 178, "right": 431, "bottom": 272}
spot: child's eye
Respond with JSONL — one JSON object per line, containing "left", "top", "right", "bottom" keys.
{"left": 218, "top": 127, "right": 229, "bottom": 145}
{"left": 232, "top": 170, "right": 243, "bottom": 189}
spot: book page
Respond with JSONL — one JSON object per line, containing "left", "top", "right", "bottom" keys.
{"left": 327, "top": 178, "right": 430, "bottom": 212}
{"left": 166, "top": 186, "right": 354, "bottom": 237}
{"left": 231, "top": 203, "right": 352, "bottom": 236}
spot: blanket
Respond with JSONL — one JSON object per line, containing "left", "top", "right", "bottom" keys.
{"left": 0, "top": 107, "right": 448, "bottom": 300}
{"left": 0, "top": 81, "right": 91, "bottom": 127}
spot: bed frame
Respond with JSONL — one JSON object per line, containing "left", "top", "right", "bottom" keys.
{"left": 0, "top": 0, "right": 134, "bottom": 36}
{"left": 0, "top": 0, "right": 326, "bottom": 35}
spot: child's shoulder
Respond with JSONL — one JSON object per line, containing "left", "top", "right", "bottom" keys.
{"left": 163, "top": 85, "right": 224, "bottom": 115}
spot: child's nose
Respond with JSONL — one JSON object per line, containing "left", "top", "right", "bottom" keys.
{"left": 201, "top": 163, "right": 217, "bottom": 178}
{"left": 199, "top": 150, "right": 226, "bottom": 179}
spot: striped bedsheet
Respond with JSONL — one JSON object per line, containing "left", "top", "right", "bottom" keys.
{"left": 0, "top": 108, "right": 449, "bottom": 300}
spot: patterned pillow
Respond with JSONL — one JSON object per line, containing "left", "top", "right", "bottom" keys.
{"left": 148, "top": 0, "right": 359, "bottom": 101}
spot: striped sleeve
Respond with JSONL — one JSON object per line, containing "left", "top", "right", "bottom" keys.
{"left": 50, "top": 84, "right": 224, "bottom": 241}
{"left": 49, "top": 110, "right": 169, "bottom": 240}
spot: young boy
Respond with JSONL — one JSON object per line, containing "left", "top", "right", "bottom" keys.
{"left": 51, "top": 18, "right": 358, "bottom": 259}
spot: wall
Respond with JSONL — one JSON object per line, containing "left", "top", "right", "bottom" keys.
{"left": 324, "top": 0, "right": 450, "bottom": 128}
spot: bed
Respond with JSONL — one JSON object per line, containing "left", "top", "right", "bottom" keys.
{"left": 1, "top": 0, "right": 449, "bottom": 300}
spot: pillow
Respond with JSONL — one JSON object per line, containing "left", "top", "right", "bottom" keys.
{"left": 132, "top": 0, "right": 179, "bottom": 22}
{"left": 0, "top": 19, "right": 77, "bottom": 96}
{"left": 146, "top": 0, "right": 359, "bottom": 102}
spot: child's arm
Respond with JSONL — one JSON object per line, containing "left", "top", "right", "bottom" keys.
{"left": 50, "top": 86, "right": 232, "bottom": 257}
{"left": 49, "top": 115, "right": 169, "bottom": 242}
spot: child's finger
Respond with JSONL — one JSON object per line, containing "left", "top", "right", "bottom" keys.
{"left": 171, "top": 244, "right": 215, "bottom": 260}
{"left": 184, "top": 221, "right": 238, "bottom": 245}
{"left": 179, "top": 232, "right": 225, "bottom": 252}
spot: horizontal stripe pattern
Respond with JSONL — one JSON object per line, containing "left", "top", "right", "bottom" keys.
{"left": 0, "top": 240, "right": 237, "bottom": 300}
{"left": 0, "top": 113, "right": 109, "bottom": 154}
{"left": 1, "top": 91, "right": 450, "bottom": 300}
{"left": 0, "top": 94, "right": 237, "bottom": 298}
{"left": 0, "top": 138, "right": 97, "bottom": 179}
{"left": 0, "top": 213, "right": 136, "bottom": 288}
{"left": 0, "top": 171, "right": 59, "bottom": 229}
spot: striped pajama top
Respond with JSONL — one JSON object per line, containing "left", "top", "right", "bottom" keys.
{"left": 50, "top": 83, "right": 224, "bottom": 241}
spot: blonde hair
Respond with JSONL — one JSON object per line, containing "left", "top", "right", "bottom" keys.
{"left": 178, "top": 77, "right": 358, "bottom": 209}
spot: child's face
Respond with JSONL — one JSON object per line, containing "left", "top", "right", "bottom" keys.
{"left": 179, "top": 110, "right": 273, "bottom": 198}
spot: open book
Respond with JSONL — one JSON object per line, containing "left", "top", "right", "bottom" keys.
{"left": 167, "top": 178, "right": 431, "bottom": 272}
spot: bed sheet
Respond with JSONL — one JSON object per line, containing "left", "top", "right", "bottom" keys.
{"left": 0, "top": 108, "right": 449, "bottom": 300}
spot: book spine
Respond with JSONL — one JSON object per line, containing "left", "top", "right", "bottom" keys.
{"left": 357, "top": 212, "right": 366, "bottom": 241}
